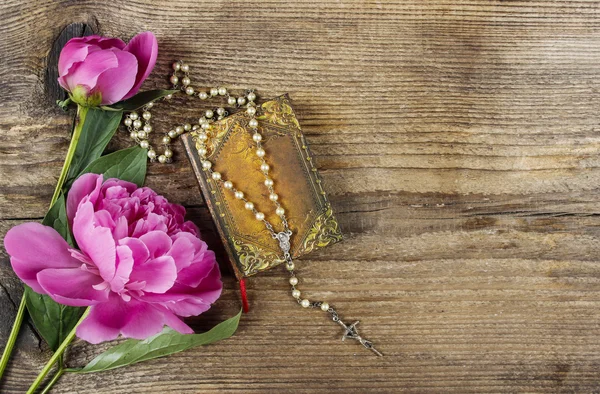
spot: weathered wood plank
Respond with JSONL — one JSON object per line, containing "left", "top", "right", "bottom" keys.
{"left": 2, "top": 0, "right": 600, "bottom": 392}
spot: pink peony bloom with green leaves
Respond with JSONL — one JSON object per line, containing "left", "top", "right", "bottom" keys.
{"left": 4, "top": 173, "right": 222, "bottom": 344}
{"left": 57, "top": 32, "right": 158, "bottom": 106}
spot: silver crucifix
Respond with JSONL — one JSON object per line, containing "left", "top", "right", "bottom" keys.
{"left": 335, "top": 319, "right": 383, "bottom": 356}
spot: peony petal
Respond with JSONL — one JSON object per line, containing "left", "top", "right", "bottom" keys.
{"left": 67, "top": 173, "right": 103, "bottom": 227}
{"left": 101, "top": 178, "right": 138, "bottom": 195}
{"left": 93, "top": 36, "right": 126, "bottom": 50}
{"left": 139, "top": 231, "right": 172, "bottom": 258}
{"left": 112, "top": 244, "right": 134, "bottom": 292}
{"left": 93, "top": 49, "right": 138, "bottom": 105}
{"left": 129, "top": 256, "right": 177, "bottom": 293}
{"left": 4, "top": 223, "right": 81, "bottom": 293}
{"left": 122, "top": 31, "right": 158, "bottom": 100}
{"left": 63, "top": 49, "right": 118, "bottom": 92}
{"left": 167, "top": 234, "right": 197, "bottom": 271}
{"left": 37, "top": 267, "right": 108, "bottom": 306}
{"left": 175, "top": 249, "right": 216, "bottom": 288}
{"left": 58, "top": 41, "right": 97, "bottom": 79}
{"left": 157, "top": 305, "right": 194, "bottom": 334}
{"left": 119, "top": 237, "right": 150, "bottom": 266}
{"left": 144, "top": 263, "right": 222, "bottom": 317}
{"left": 72, "top": 200, "right": 116, "bottom": 283}
{"left": 76, "top": 294, "right": 175, "bottom": 343}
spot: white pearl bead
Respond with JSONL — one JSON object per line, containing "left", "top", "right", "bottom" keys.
{"left": 146, "top": 102, "right": 154, "bottom": 109}
{"left": 253, "top": 133, "right": 262, "bottom": 142}
{"left": 147, "top": 149, "right": 156, "bottom": 159}
{"left": 172, "top": 62, "right": 181, "bottom": 71}
{"left": 289, "top": 277, "right": 298, "bottom": 286}
{"left": 292, "top": 289, "right": 301, "bottom": 298}
{"left": 218, "top": 87, "right": 227, "bottom": 96}
{"left": 197, "top": 147, "right": 207, "bottom": 156}
{"left": 234, "top": 191, "right": 244, "bottom": 199}
{"left": 210, "top": 87, "right": 219, "bottom": 96}
{"left": 256, "top": 148, "right": 265, "bottom": 157}
{"left": 228, "top": 96, "right": 237, "bottom": 106}
{"left": 255, "top": 212, "right": 265, "bottom": 220}
{"left": 201, "top": 122, "right": 210, "bottom": 130}
{"left": 184, "top": 123, "right": 192, "bottom": 131}
{"left": 301, "top": 299, "right": 310, "bottom": 308}
{"left": 142, "top": 111, "right": 151, "bottom": 120}
{"left": 168, "top": 130, "right": 177, "bottom": 138}
{"left": 165, "top": 94, "right": 173, "bottom": 100}
{"left": 181, "top": 77, "right": 190, "bottom": 86}
{"left": 223, "top": 181, "right": 233, "bottom": 189}
{"left": 276, "top": 207, "right": 285, "bottom": 216}
{"left": 245, "top": 202, "right": 254, "bottom": 210}
{"left": 247, "top": 92, "right": 256, "bottom": 102}
{"left": 205, "top": 110, "right": 214, "bottom": 118}
{"left": 185, "top": 87, "right": 194, "bottom": 95}
{"left": 140, "top": 140, "right": 149, "bottom": 149}
{"left": 133, "top": 119, "right": 142, "bottom": 129}
{"left": 287, "top": 262, "right": 295, "bottom": 271}
{"left": 199, "top": 91, "right": 208, "bottom": 100}
{"left": 247, "top": 106, "right": 256, "bottom": 116}
{"left": 124, "top": 118, "right": 133, "bottom": 126}
{"left": 162, "top": 136, "right": 171, "bottom": 144}
{"left": 129, "top": 131, "right": 137, "bottom": 139}
{"left": 269, "top": 193, "right": 278, "bottom": 201}
{"left": 170, "top": 75, "right": 179, "bottom": 85}
{"left": 129, "top": 112, "right": 139, "bottom": 120}
{"left": 216, "top": 107, "right": 225, "bottom": 116}
{"left": 158, "top": 155, "right": 167, "bottom": 164}
{"left": 198, "top": 133, "right": 208, "bottom": 141}
{"left": 249, "top": 119, "right": 258, "bottom": 129}
{"left": 143, "top": 124, "right": 152, "bottom": 133}
{"left": 260, "top": 163, "right": 269, "bottom": 172}
{"left": 211, "top": 172, "right": 221, "bottom": 180}
{"left": 175, "top": 126, "right": 184, "bottom": 134}
{"left": 264, "top": 178, "right": 274, "bottom": 187}
{"left": 202, "top": 161, "right": 212, "bottom": 170}
{"left": 237, "top": 97, "right": 246, "bottom": 105}
{"left": 137, "top": 131, "right": 147, "bottom": 139}
{"left": 164, "top": 149, "right": 173, "bottom": 158}
{"left": 181, "top": 64, "right": 190, "bottom": 72}
{"left": 320, "top": 302, "right": 329, "bottom": 311}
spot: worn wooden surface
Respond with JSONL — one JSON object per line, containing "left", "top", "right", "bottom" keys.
{"left": 2, "top": 0, "right": 600, "bottom": 392}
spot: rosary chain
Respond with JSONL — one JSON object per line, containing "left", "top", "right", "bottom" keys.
{"left": 121, "top": 61, "right": 382, "bottom": 356}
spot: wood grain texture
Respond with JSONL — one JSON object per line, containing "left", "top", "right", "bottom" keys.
{"left": 2, "top": 0, "right": 600, "bottom": 392}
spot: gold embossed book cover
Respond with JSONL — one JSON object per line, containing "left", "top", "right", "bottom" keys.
{"left": 181, "top": 94, "right": 342, "bottom": 280}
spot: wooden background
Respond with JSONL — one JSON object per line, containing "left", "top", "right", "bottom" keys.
{"left": 2, "top": 0, "right": 600, "bottom": 392}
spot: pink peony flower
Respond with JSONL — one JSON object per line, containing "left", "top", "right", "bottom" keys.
{"left": 57, "top": 32, "right": 158, "bottom": 106}
{"left": 4, "top": 173, "right": 222, "bottom": 344}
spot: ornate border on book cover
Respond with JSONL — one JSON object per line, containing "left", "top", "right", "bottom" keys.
{"left": 301, "top": 205, "right": 343, "bottom": 255}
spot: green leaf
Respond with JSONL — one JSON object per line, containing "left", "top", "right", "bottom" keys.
{"left": 24, "top": 194, "right": 83, "bottom": 350}
{"left": 24, "top": 288, "right": 84, "bottom": 351}
{"left": 108, "top": 89, "right": 178, "bottom": 111}
{"left": 41, "top": 193, "right": 72, "bottom": 246}
{"left": 80, "top": 146, "right": 147, "bottom": 186}
{"left": 65, "top": 107, "right": 123, "bottom": 187}
{"left": 71, "top": 309, "right": 242, "bottom": 374}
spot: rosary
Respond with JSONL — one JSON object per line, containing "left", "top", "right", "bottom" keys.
{"left": 122, "top": 61, "right": 383, "bottom": 356}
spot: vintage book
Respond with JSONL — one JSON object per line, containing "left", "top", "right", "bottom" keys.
{"left": 181, "top": 94, "right": 343, "bottom": 280}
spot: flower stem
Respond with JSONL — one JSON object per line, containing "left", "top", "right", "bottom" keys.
{"left": 0, "top": 296, "right": 27, "bottom": 379}
{"left": 0, "top": 105, "right": 89, "bottom": 384}
{"left": 50, "top": 105, "right": 89, "bottom": 206}
{"left": 39, "top": 367, "right": 64, "bottom": 394}
{"left": 26, "top": 308, "right": 89, "bottom": 394}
